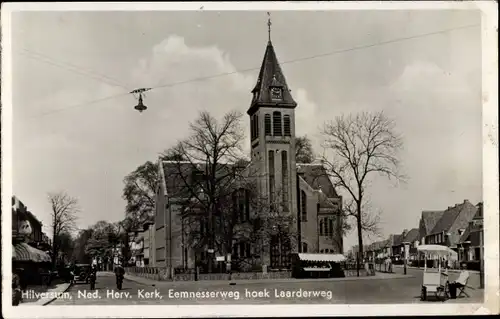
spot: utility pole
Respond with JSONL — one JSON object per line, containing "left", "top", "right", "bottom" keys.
{"left": 479, "top": 225, "right": 484, "bottom": 289}
{"left": 296, "top": 171, "right": 301, "bottom": 253}
{"left": 206, "top": 155, "right": 213, "bottom": 274}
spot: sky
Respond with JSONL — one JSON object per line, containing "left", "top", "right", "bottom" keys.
{"left": 10, "top": 9, "right": 483, "bottom": 250}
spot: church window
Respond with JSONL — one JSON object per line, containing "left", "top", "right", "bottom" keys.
{"left": 250, "top": 116, "right": 255, "bottom": 140}
{"left": 284, "top": 115, "right": 291, "bottom": 136}
{"left": 302, "top": 242, "right": 308, "bottom": 253}
{"left": 238, "top": 189, "right": 245, "bottom": 222}
{"left": 324, "top": 218, "right": 329, "bottom": 236}
{"left": 269, "top": 151, "right": 275, "bottom": 207}
{"left": 265, "top": 114, "right": 272, "bottom": 136}
{"left": 245, "top": 189, "right": 250, "bottom": 221}
{"left": 256, "top": 115, "right": 259, "bottom": 139}
{"left": 319, "top": 219, "right": 324, "bottom": 236}
{"left": 273, "top": 111, "right": 282, "bottom": 136}
{"left": 328, "top": 218, "right": 334, "bottom": 237}
{"left": 301, "top": 190, "right": 307, "bottom": 222}
{"left": 281, "top": 151, "right": 289, "bottom": 211}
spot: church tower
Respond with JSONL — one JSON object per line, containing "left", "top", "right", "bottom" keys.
{"left": 247, "top": 16, "right": 299, "bottom": 261}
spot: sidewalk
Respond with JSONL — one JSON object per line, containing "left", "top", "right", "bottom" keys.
{"left": 392, "top": 264, "right": 480, "bottom": 274}
{"left": 114, "top": 271, "right": 414, "bottom": 288}
{"left": 18, "top": 281, "right": 72, "bottom": 306}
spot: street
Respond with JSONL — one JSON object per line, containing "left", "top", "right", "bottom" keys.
{"left": 49, "top": 269, "right": 483, "bottom": 305}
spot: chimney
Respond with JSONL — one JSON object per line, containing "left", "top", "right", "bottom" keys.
{"left": 447, "top": 206, "right": 452, "bottom": 210}
{"left": 464, "top": 199, "right": 469, "bottom": 204}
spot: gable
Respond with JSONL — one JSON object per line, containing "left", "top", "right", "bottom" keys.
{"left": 402, "top": 228, "right": 419, "bottom": 243}
{"left": 447, "top": 202, "right": 478, "bottom": 247}
{"left": 421, "top": 210, "right": 445, "bottom": 235}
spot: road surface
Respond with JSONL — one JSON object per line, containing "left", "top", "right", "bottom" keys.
{"left": 49, "top": 269, "right": 483, "bottom": 305}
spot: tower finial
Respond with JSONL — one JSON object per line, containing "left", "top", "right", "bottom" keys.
{"left": 267, "top": 12, "right": 272, "bottom": 42}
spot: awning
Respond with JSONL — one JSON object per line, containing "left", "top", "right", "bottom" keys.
{"left": 298, "top": 253, "right": 346, "bottom": 262}
{"left": 303, "top": 267, "right": 331, "bottom": 271}
{"left": 13, "top": 243, "right": 51, "bottom": 263}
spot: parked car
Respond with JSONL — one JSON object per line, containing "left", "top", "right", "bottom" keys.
{"left": 73, "top": 264, "right": 92, "bottom": 284}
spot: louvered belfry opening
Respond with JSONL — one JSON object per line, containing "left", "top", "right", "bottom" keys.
{"left": 265, "top": 114, "right": 272, "bottom": 135}
{"left": 273, "top": 111, "right": 282, "bottom": 136}
{"left": 284, "top": 115, "right": 291, "bottom": 136}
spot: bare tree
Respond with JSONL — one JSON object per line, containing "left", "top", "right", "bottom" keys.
{"left": 320, "top": 111, "right": 404, "bottom": 276}
{"left": 342, "top": 199, "right": 382, "bottom": 240}
{"left": 48, "top": 191, "right": 79, "bottom": 266}
{"left": 167, "top": 110, "right": 248, "bottom": 273}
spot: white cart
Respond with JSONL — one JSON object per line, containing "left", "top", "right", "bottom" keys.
{"left": 417, "top": 244, "right": 458, "bottom": 301}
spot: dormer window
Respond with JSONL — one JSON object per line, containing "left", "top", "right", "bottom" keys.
{"left": 270, "top": 87, "right": 282, "bottom": 100}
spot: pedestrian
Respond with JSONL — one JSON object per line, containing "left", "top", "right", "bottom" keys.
{"left": 89, "top": 264, "right": 97, "bottom": 290}
{"left": 12, "top": 271, "right": 22, "bottom": 306}
{"left": 114, "top": 262, "right": 125, "bottom": 290}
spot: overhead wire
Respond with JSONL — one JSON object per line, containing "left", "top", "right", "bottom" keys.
{"left": 22, "top": 23, "right": 480, "bottom": 119}
{"left": 17, "top": 47, "right": 132, "bottom": 91}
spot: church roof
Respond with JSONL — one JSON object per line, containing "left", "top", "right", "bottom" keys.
{"left": 247, "top": 41, "right": 297, "bottom": 115}
{"left": 297, "top": 164, "right": 338, "bottom": 198}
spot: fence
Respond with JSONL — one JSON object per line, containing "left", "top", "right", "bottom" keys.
{"left": 125, "top": 266, "right": 292, "bottom": 282}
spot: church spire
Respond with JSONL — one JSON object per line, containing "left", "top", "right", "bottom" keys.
{"left": 247, "top": 14, "right": 297, "bottom": 116}
{"left": 267, "top": 12, "right": 272, "bottom": 43}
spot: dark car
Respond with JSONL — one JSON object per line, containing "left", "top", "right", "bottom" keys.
{"left": 73, "top": 264, "right": 92, "bottom": 284}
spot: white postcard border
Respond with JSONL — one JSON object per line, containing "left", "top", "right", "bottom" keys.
{"left": 1, "top": 1, "right": 498, "bottom": 318}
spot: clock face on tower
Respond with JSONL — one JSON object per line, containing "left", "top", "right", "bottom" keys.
{"left": 270, "top": 87, "right": 282, "bottom": 100}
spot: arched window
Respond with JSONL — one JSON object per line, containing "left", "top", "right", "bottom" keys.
{"left": 244, "top": 189, "right": 250, "bottom": 221}
{"left": 328, "top": 219, "right": 334, "bottom": 237}
{"left": 302, "top": 242, "right": 308, "bottom": 253}
{"left": 300, "top": 190, "right": 307, "bottom": 222}
{"left": 250, "top": 116, "right": 255, "bottom": 140}
{"left": 265, "top": 114, "right": 272, "bottom": 136}
{"left": 273, "top": 111, "right": 282, "bottom": 136}
{"left": 324, "top": 218, "right": 330, "bottom": 236}
{"left": 232, "top": 191, "right": 238, "bottom": 221}
{"left": 319, "top": 219, "right": 324, "bottom": 236}
{"left": 281, "top": 151, "right": 288, "bottom": 211}
{"left": 256, "top": 115, "right": 260, "bottom": 139}
{"left": 284, "top": 115, "right": 291, "bottom": 136}
{"left": 268, "top": 151, "right": 275, "bottom": 206}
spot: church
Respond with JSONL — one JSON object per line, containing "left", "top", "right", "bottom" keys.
{"left": 154, "top": 26, "right": 344, "bottom": 275}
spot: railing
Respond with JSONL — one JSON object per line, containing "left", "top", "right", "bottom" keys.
{"left": 125, "top": 266, "right": 292, "bottom": 282}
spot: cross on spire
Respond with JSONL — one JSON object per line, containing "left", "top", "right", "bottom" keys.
{"left": 267, "top": 12, "right": 272, "bottom": 42}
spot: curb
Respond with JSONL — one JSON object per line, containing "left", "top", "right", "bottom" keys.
{"left": 42, "top": 282, "right": 73, "bottom": 306}
{"left": 124, "top": 272, "right": 415, "bottom": 287}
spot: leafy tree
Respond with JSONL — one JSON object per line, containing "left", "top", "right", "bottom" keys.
{"left": 72, "top": 228, "right": 93, "bottom": 264}
{"left": 122, "top": 148, "right": 185, "bottom": 232}
{"left": 54, "top": 232, "right": 75, "bottom": 264}
{"left": 295, "top": 135, "right": 315, "bottom": 163}
{"left": 85, "top": 221, "right": 122, "bottom": 265}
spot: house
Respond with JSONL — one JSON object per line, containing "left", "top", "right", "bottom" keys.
{"left": 418, "top": 210, "right": 445, "bottom": 246}
{"left": 128, "top": 230, "right": 145, "bottom": 267}
{"left": 424, "top": 200, "right": 478, "bottom": 250}
{"left": 12, "top": 196, "right": 43, "bottom": 245}
{"left": 457, "top": 202, "right": 483, "bottom": 263}
{"left": 391, "top": 232, "right": 406, "bottom": 261}
{"left": 391, "top": 228, "right": 419, "bottom": 261}
{"left": 366, "top": 238, "right": 392, "bottom": 260}
{"left": 154, "top": 33, "right": 344, "bottom": 276}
